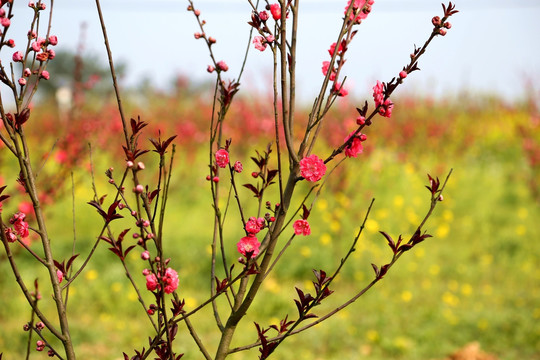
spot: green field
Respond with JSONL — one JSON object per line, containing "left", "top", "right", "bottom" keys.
{"left": 1, "top": 93, "right": 539, "bottom": 359}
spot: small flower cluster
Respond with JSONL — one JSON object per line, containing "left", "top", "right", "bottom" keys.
{"left": 345, "top": 0, "right": 374, "bottom": 24}
{"left": 144, "top": 267, "right": 179, "bottom": 294}
{"left": 248, "top": 3, "right": 286, "bottom": 53}
{"left": 5, "top": 212, "right": 30, "bottom": 241}
{"left": 373, "top": 80, "right": 394, "bottom": 118}
{"left": 344, "top": 131, "right": 367, "bottom": 158}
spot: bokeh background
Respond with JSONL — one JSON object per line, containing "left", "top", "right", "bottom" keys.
{"left": 0, "top": 1, "right": 539, "bottom": 359}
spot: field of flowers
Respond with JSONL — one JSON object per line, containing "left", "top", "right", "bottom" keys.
{"left": 0, "top": 81, "right": 539, "bottom": 359}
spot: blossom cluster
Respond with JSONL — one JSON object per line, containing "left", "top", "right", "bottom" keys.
{"left": 5, "top": 212, "right": 30, "bottom": 241}
{"left": 145, "top": 267, "right": 179, "bottom": 294}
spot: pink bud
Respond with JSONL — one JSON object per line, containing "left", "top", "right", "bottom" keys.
{"left": 1, "top": 17, "right": 10, "bottom": 27}
{"left": 217, "top": 60, "right": 228, "bottom": 72}
{"left": 133, "top": 233, "right": 139, "bottom": 238}
{"left": 142, "top": 220, "right": 150, "bottom": 227}
{"left": 137, "top": 161, "right": 145, "bottom": 170}
{"left": 28, "top": 1, "right": 35, "bottom": 7}
{"left": 6, "top": 39, "right": 15, "bottom": 48}
{"left": 126, "top": 160, "right": 134, "bottom": 168}
{"left": 24, "top": 68, "right": 31, "bottom": 77}
{"left": 147, "top": 233, "right": 155, "bottom": 239}
{"left": 356, "top": 116, "right": 365, "bottom": 125}
{"left": 23, "top": 323, "right": 30, "bottom": 331}
{"left": 28, "top": 30, "right": 37, "bottom": 39}
{"left": 39, "top": 3, "right": 46, "bottom": 10}
{"left": 259, "top": 11, "right": 269, "bottom": 21}
{"left": 194, "top": 32, "right": 202, "bottom": 39}
{"left": 444, "top": 22, "right": 452, "bottom": 29}
{"left": 134, "top": 184, "right": 144, "bottom": 194}
{"left": 207, "top": 65, "right": 215, "bottom": 73}
{"left": 438, "top": 28, "right": 447, "bottom": 36}
{"left": 141, "top": 250, "right": 150, "bottom": 260}
{"left": 31, "top": 41, "right": 41, "bottom": 52}
{"left": 399, "top": 71, "right": 407, "bottom": 79}
{"left": 266, "top": 35, "right": 275, "bottom": 43}
{"left": 48, "top": 49, "right": 56, "bottom": 59}
{"left": 56, "top": 269, "right": 63, "bottom": 283}
{"left": 40, "top": 70, "right": 50, "bottom": 80}
{"left": 212, "top": 176, "right": 219, "bottom": 183}
{"left": 36, "top": 321, "right": 45, "bottom": 330}
{"left": 18, "top": 78, "right": 27, "bottom": 86}
{"left": 206, "top": 175, "right": 211, "bottom": 181}
{"left": 432, "top": 16, "right": 441, "bottom": 26}
{"left": 131, "top": 210, "right": 137, "bottom": 216}
{"left": 208, "top": 37, "right": 216, "bottom": 44}
{"left": 142, "top": 268, "right": 150, "bottom": 276}
{"left": 48, "top": 35, "right": 58, "bottom": 46}
{"left": 438, "top": 194, "right": 444, "bottom": 201}
{"left": 12, "top": 51, "right": 23, "bottom": 62}
{"left": 194, "top": 9, "right": 201, "bottom": 16}
{"left": 359, "top": 134, "right": 367, "bottom": 141}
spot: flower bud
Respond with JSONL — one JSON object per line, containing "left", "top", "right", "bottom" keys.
{"left": 399, "top": 70, "right": 407, "bottom": 79}
{"left": 134, "top": 185, "right": 144, "bottom": 194}
{"left": 438, "top": 28, "right": 447, "bottom": 36}
{"left": 207, "top": 65, "right": 215, "bottom": 73}
{"left": 444, "top": 22, "right": 452, "bottom": 29}
{"left": 432, "top": 16, "right": 441, "bottom": 26}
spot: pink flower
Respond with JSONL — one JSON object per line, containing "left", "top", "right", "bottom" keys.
{"left": 4, "top": 228, "right": 17, "bottom": 243}
{"left": 333, "top": 82, "right": 348, "bottom": 97}
{"left": 207, "top": 65, "right": 215, "bottom": 73}
{"left": 245, "top": 216, "right": 264, "bottom": 234}
{"left": 344, "top": 131, "right": 364, "bottom": 158}
{"left": 259, "top": 10, "right": 269, "bottom": 21}
{"left": 293, "top": 219, "right": 311, "bottom": 236}
{"left": 31, "top": 41, "right": 41, "bottom": 52}
{"left": 217, "top": 60, "right": 228, "bottom": 72}
{"left": 40, "top": 70, "right": 50, "bottom": 80}
{"left": 48, "top": 35, "right": 58, "bottom": 46}
{"left": 345, "top": 0, "right": 374, "bottom": 24}
{"left": 141, "top": 250, "right": 150, "bottom": 260}
{"left": 300, "top": 154, "right": 326, "bottom": 182}
{"left": 56, "top": 269, "right": 63, "bottom": 283}
{"left": 233, "top": 161, "right": 243, "bottom": 173}
{"left": 321, "top": 61, "right": 336, "bottom": 81}
{"left": 10, "top": 212, "right": 29, "bottom": 238}
{"left": 373, "top": 80, "right": 384, "bottom": 107}
{"left": 266, "top": 35, "right": 275, "bottom": 43}
{"left": 18, "top": 78, "right": 27, "bottom": 86}
{"left": 12, "top": 51, "right": 23, "bottom": 62}
{"left": 146, "top": 273, "right": 159, "bottom": 291}
{"left": 23, "top": 68, "right": 31, "bottom": 77}
{"left": 237, "top": 235, "right": 260, "bottom": 258}
{"left": 378, "top": 98, "right": 394, "bottom": 118}
{"left": 328, "top": 42, "right": 344, "bottom": 57}
{"left": 48, "top": 49, "right": 56, "bottom": 59}
{"left": 253, "top": 36, "right": 267, "bottom": 52}
{"left": 270, "top": 3, "right": 281, "bottom": 20}
{"left": 1, "top": 17, "right": 10, "bottom": 27}
{"left": 6, "top": 39, "right": 15, "bottom": 48}
{"left": 163, "top": 267, "right": 179, "bottom": 294}
{"left": 215, "top": 149, "right": 229, "bottom": 168}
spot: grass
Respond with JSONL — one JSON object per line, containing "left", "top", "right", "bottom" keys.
{"left": 0, "top": 95, "right": 539, "bottom": 359}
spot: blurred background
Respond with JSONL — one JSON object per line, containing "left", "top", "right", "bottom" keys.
{"left": 0, "top": 1, "right": 539, "bottom": 359}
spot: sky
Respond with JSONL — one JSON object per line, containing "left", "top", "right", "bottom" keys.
{"left": 8, "top": 0, "right": 540, "bottom": 103}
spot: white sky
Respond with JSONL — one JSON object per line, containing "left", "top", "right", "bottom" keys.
{"left": 8, "top": 0, "right": 540, "bottom": 103}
